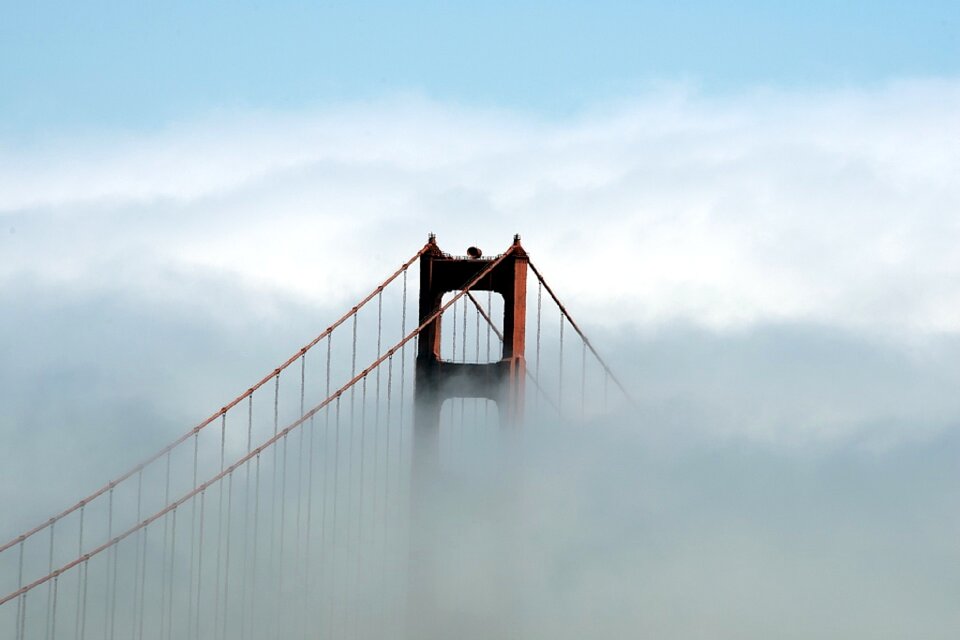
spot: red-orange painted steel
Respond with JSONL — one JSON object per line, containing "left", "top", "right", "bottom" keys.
{"left": 412, "top": 234, "right": 528, "bottom": 433}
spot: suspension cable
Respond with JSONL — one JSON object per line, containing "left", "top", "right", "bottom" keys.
{"left": 0, "top": 244, "right": 517, "bottom": 608}
{"left": 0, "top": 244, "right": 432, "bottom": 556}
{"left": 527, "top": 259, "right": 634, "bottom": 404}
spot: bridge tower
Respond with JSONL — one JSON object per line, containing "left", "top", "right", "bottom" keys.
{"left": 408, "top": 234, "right": 528, "bottom": 637}
{"left": 413, "top": 233, "right": 528, "bottom": 454}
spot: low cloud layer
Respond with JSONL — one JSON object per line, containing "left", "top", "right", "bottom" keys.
{"left": 2, "top": 81, "right": 959, "bottom": 637}
{"left": 2, "top": 279, "right": 958, "bottom": 639}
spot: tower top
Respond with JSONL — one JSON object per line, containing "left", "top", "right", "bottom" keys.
{"left": 424, "top": 234, "right": 526, "bottom": 259}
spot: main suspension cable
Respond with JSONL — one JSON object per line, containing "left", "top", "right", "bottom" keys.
{"left": 0, "top": 244, "right": 433, "bottom": 556}
{"left": 527, "top": 259, "right": 634, "bottom": 405}
{"left": 0, "top": 244, "right": 517, "bottom": 608}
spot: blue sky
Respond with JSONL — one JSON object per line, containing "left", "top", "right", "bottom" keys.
{"left": 2, "top": 1, "right": 958, "bottom": 135}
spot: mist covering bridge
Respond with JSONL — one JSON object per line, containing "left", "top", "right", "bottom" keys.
{"left": 1, "top": 235, "right": 630, "bottom": 639}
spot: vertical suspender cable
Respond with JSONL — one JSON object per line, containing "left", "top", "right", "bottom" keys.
{"left": 250, "top": 454, "right": 261, "bottom": 640}
{"left": 604, "top": 372, "right": 609, "bottom": 412}
{"left": 194, "top": 489, "right": 205, "bottom": 640}
{"left": 187, "top": 433, "right": 199, "bottom": 640}
{"left": 291, "top": 354, "right": 305, "bottom": 640}
{"left": 45, "top": 521, "right": 56, "bottom": 640}
{"left": 558, "top": 312, "right": 565, "bottom": 414}
{"left": 80, "top": 525, "right": 90, "bottom": 640}
{"left": 108, "top": 495, "right": 118, "bottom": 640}
{"left": 133, "top": 471, "right": 144, "bottom": 640}
{"left": 372, "top": 291, "right": 383, "bottom": 552}
{"left": 294, "top": 354, "right": 306, "bottom": 615}
{"left": 14, "top": 539, "right": 23, "bottom": 640}
{"left": 449, "top": 296, "right": 457, "bottom": 454}
{"left": 354, "top": 376, "right": 368, "bottom": 635}
{"left": 386, "top": 354, "right": 394, "bottom": 498}
{"left": 475, "top": 289, "right": 481, "bottom": 426}
{"left": 346, "top": 314, "right": 358, "bottom": 628}
{"left": 159, "top": 451, "right": 171, "bottom": 640}
{"left": 359, "top": 376, "right": 368, "bottom": 549}
{"left": 302, "top": 409, "right": 316, "bottom": 640}
{"left": 452, "top": 294, "right": 457, "bottom": 361}
{"left": 300, "top": 346, "right": 316, "bottom": 639}
{"left": 581, "top": 341, "right": 587, "bottom": 418}
{"left": 356, "top": 374, "right": 369, "bottom": 639}
{"left": 269, "top": 374, "right": 280, "bottom": 628}
{"left": 239, "top": 396, "right": 252, "bottom": 640}
{"left": 277, "top": 430, "right": 289, "bottom": 640}
{"left": 50, "top": 575, "right": 59, "bottom": 640}
{"left": 102, "top": 487, "right": 114, "bottom": 640}
{"left": 382, "top": 355, "right": 393, "bottom": 580}
{"left": 486, "top": 291, "right": 492, "bottom": 422}
{"left": 536, "top": 281, "right": 542, "bottom": 412}
{"left": 461, "top": 293, "right": 468, "bottom": 436}
{"left": 317, "top": 336, "right": 332, "bottom": 637}
{"left": 18, "top": 594, "right": 27, "bottom": 640}
{"left": 487, "top": 290, "right": 493, "bottom": 361}
{"left": 166, "top": 506, "right": 177, "bottom": 640}
{"left": 329, "top": 396, "right": 342, "bottom": 640}
{"left": 74, "top": 503, "right": 85, "bottom": 640}
{"left": 376, "top": 292, "right": 383, "bottom": 491}
{"left": 213, "top": 414, "right": 226, "bottom": 640}
{"left": 350, "top": 314, "right": 358, "bottom": 508}
{"left": 221, "top": 470, "right": 234, "bottom": 640}
{"left": 398, "top": 271, "right": 407, "bottom": 483}
{"left": 136, "top": 523, "right": 146, "bottom": 640}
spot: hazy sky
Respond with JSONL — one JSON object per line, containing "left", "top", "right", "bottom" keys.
{"left": 2, "top": 3, "right": 959, "bottom": 637}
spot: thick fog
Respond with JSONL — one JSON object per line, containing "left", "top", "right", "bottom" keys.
{"left": 2, "top": 84, "right": 959, "bottom": 637}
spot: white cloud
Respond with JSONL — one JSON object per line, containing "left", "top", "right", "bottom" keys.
{"left": 3, "top": 84, "right": 960, "bottom": 635}
{"left": 2, "top": 80, "right": 959, "bottom": 333}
